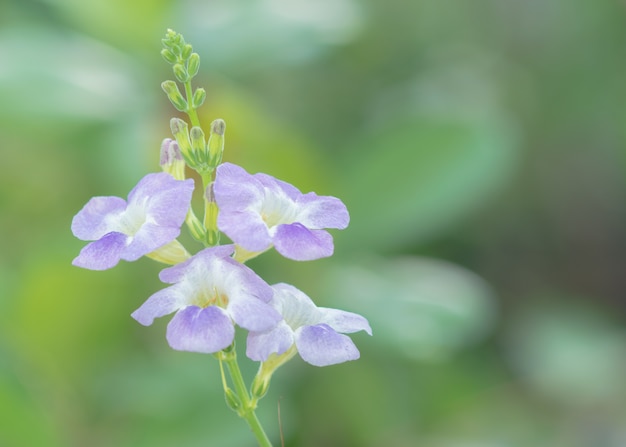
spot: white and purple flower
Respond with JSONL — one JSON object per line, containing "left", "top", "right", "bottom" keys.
{"left": 71, "top": 172, "right": 194, "bottom": 270}
{"left": 213, "top": 163, "right": 349, "bottom": 261}
{"left": 247, "top": 283, "right": 372, "bottom": 367}
{"left": 131, "top": 245, "right": 282, "bottom": 354}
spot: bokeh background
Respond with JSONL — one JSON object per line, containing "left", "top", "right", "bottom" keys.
{"left": 2, "top": 0, "right": 626, "bottom": 446}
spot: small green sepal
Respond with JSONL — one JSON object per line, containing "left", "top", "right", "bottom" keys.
{"left": 224, "top": 388, "right": 242, "bottom": 412}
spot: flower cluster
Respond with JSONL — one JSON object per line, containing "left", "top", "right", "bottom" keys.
{"left": 71, "top": 29, "right": 371, "bottom": 445}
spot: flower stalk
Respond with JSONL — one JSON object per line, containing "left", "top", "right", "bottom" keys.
{"left": 70, "top": 28, "right": 371, "bottom": 447}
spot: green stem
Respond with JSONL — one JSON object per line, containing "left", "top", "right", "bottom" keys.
{"left": 184, "top": 80, "right": 201, "bottom": 128}
{"left": 223, "top": 353, "right": 273, "bottom": 447}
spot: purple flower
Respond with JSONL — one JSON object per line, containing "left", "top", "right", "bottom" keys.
{"left": 247, "top": 283, "right": 372, "bottom": 367}
{"left": 213, "top": 163, "right": 349, "bottom": 261}
{"left": 71, "top": 172, "right": 194, "bottom": 270}
{"left": 131, "top": 245, "right": 282, "bottom": 354}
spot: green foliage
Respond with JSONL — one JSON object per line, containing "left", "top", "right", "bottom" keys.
{"left": 2, "top": 0, "right": 626, "bottom": 445}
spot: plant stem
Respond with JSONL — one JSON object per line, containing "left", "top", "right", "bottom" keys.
{"left": 184, "top": 80, "right": 201, "bottom": 128}
{"left": 223, "top": 353, "right": 273, "bottom": 447}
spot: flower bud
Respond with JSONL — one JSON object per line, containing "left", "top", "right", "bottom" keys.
{"left": 192, "top": 87, "right": 206, "bottom": 109}
{"left": 161, "top": 80, "right": 187, "bottom": 112}
{"left": 160, "top": 138, "right": 185, "bottom": 180}
{"left": 160, "top": 48, "right": 177, "bottom": 64}
{"left": 187, "top": 53, "right": 200, "bottom": 78}
{"left": 204, "top": 182, "right": 220, "bottom": 246}
{"left": 173, "top": 63, "right": 188, "bottom": 83}
{"left": 170, "top": 118, "right": 196, "bottom": 166}
{"left": 207, "top": 119, "right": 225, "bottom": 169}
{"left": 182, "top": 43, "right": 193, "bottom": 60}
{"left": 189, "top": 126, "right": 206, "bottom": 163}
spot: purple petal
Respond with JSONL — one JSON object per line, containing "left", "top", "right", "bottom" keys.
{"left": 296, "top": 324, "right": 360, "bottom": 367}
{"left": 295, "top": 194, "right": 350, "bottom": 230}
{"left": 139, "top": 175, "right": 194, "bottom": 227}
{"left": 71, "top": 196, "right": 127, "bottom": 240}
{"left": 166, "top": 306, "right": 235, "bottom": 353}
{"left": 131, "top": 287, "right": 184, "bottom": 326}
{"left": 158, "top": 245, "right": 235, "bottom": 284}
{"left": 214, "top": 163, "right": 265, "bottom": 210}
{"left": 271, "top": 283, "right": 320, "bottom": 327}
{"left": 318, "top": 308, "right": 372, "bottom": 335}
{"left": 273, "top": 224, "right": 334, "bottom": 261}
{"left": 217, "top": 210, "right": 272, "bottom": 252}
{"left": 255, "top": 173, "right": 302, "bottom": 201}
{"left": 246, "top": 321, "right": 294, "bottom": 361}
{"left": 124, "top": 223, "right": 180, "bottom": 261}
{"left": 228, "top": 296, "right": 282, "bottom": 332}
{"left": 72, "top": 232, "right": 128, "bottom": 270}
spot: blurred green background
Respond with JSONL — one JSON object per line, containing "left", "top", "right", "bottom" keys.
{"left": 2, "top": 0, "right": 626, "bottom": 446}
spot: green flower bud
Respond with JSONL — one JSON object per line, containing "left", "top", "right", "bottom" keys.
{"left": 160, "top": 48, "right": 177, "bottom": 64}
{"left": 192, "top": 87, "right": 206, "bottom": 109}
{"left": 173, "top": 63, "right": 188, "bottom": 83}
{"left": 170, "top": 118, "right": 196, "bottom": 166}
{"left": 204, "top": 183, "right": 220, "bottom": 246}
{"left": 161, "top": 80, "right": 188, "bottom": 112}
{"left": 159, "top": 138, "right": 185, "bottom": 180}
{"left": 182, "top": 43, "right": 193, "bottom": 60}
{"left": 207, "top": 119, "right": 226, "bottom": 169}
{"left": 189, "top": 126, "right": 206, "bottom": 162}
{"left": 185, "top": 209, "right": 207, "bottom": 243}
{"left": 187, "top": 53, "right": 200, "bottom": 78}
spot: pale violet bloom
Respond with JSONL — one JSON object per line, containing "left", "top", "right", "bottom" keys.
{"left": 71, "top": 172, "right": 194, "bottom": 270}
{"left": 214, "top": 162, "right": 349, "bottom": 261}
{"left": 247, "top": 283, "right": 372, "bottom": 367}
{"left": 132, "top": 245, "right": 282, "bottom": 353}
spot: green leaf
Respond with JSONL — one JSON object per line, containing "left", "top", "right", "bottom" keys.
{"left": 338, "top": 116, "right": 519, "bottom": 251}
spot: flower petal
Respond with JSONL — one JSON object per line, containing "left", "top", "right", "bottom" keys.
{"left": 217, "top": 210, "right": 272, "bottom": 252}
{"left": 124, "top": 223, "right": 180, "bottom": 261}
{"left": 71, "top": 232, "right": 128, "bottom": 270}
{"left": 131, "top": 287, "right": 185, "bottom": 326}
{"left": 296, "top": 324, "right": 360, "bottom": 366}
{"left": 273, "top": 224, "right": 334, "bottom": 261}
{"left": 166, "top": 306, "right": 234, "bottom": 353}
{"left": 137, "top": 174, "right": 194, "bottom": 228}
{"left": 227, "top": 296, "right": 282, "bottom": 332}
{"left": 246, "top": 321, "right": 294, "bottom": 361}
{"left": 214, "top": 163, "right": 265, "bottom": 210}
{"left": 295, "top": 193, "right": 349, "bottom": 229}
{"left": 71, "top": 196, "right": 127, "bottom": 240}
{"left": 318, "top": 307, "right": 372, "bottom": 335}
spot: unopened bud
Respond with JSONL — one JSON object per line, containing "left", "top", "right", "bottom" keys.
{"left": 160, "top": 48, "right": 177, "bottom": 64}
{"left": 173, "top": 63, "right": 188, "bottom": 83}
{"left": 189, "top": 126, "right": 206, "bottom": 162}
{"left": 161, "top": 80, "right": 187, "bottom": 112}
{"left": 160, "top": 138, "right": 185, "bottom": 180}
{"left": 170, "top": 118, "right": 196, "bottom": 166}
{"left": 182, "top": 43, "right": 193, "bottom": 60}
{"left": 207, "top": 119, "right": 225, "bottom": 168}
{"left": 192, "top": 88, "right": 206, "bottom": 109}
{"left": 204, "top": 182, "right": 220, "bottom": 246}
{"left": 187, "top": 53, "right": 200, "bottom": 78}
